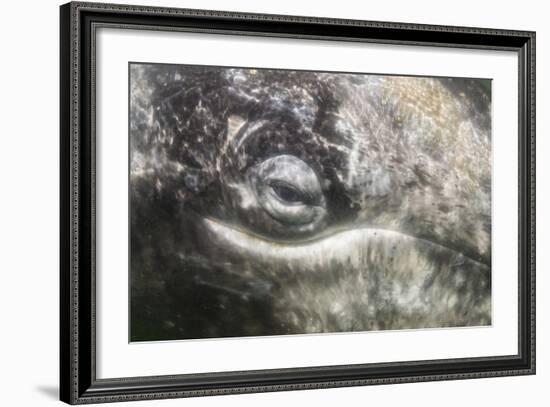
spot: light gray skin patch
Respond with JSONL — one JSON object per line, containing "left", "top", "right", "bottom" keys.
{"left": 201, "top": 219, "right": 490, "bottom": 332}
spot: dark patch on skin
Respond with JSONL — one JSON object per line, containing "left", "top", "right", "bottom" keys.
{"left": 130, "top": 64, "right": 491, "bottom": 341}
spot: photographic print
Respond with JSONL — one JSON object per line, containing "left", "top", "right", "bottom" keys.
{"left": 129, "top": 63, "right": 492, "bottom": 342}
{"left": 61, "top": 5, "right": 535, "bottom": 402}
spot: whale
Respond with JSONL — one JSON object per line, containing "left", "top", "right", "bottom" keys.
{"left": 129, "top": 63, "right": 491, "bottom": 341}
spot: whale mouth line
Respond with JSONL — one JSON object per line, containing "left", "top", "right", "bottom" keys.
{"left": 203, "top": 217, "right": 488, "bottom": 267}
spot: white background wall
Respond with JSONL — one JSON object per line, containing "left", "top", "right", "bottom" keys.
{"left": 0, "top": 0, "right": 546, "bottom": 405}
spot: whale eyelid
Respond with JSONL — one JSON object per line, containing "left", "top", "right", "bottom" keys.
{"left": 254, "top": 155, "right": 325, "bottom": 205}
{"left": 267, "top": 179, "right": 314, "bottom": 205}
{"left": 248, "top": 154, "right": 327, "bottom": 229}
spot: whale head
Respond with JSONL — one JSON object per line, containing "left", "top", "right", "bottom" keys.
{"left": 130, "top": 64, "right": 491, "bottom": 340}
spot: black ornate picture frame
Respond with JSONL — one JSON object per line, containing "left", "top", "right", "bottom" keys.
{"left": 60, "top": 2, "right": 535, "bottom": 404}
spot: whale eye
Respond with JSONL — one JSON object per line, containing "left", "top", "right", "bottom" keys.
{"left": 248, "top": 155, "right": 327, "bottom": 230}
{"left": 268, "top": 180, "right": 309, "bottom": 204}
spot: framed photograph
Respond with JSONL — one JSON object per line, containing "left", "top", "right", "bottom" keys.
{"left": 60, "top": 1, "right": 536, "bottom": 404}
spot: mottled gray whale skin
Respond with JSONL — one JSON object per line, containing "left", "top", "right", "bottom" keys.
{"left": 130, "top": 64, "right": 491, "bottom": 341}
